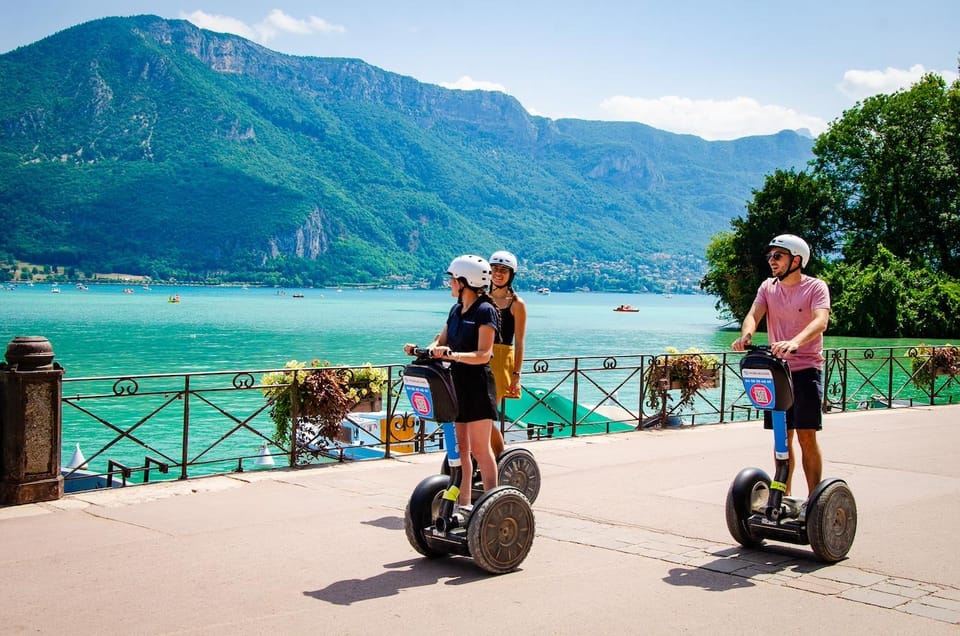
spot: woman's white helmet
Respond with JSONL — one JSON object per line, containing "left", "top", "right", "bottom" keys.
{"left": 489, "top": 250, "right": 519, "bottom": 272}
{"left": 768, "top": 234, "right": 811, "bottom": 268}
{"left": 447, "top": 255, "right": 491, "bottom": 289}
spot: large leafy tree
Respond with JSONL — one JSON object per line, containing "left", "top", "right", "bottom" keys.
{"left": 700, "top": 169, "right": 838, "bottom": 322}
{"left": 813, "top": 74, "right": 960, "bottom": 276}
{"left": 829, "top": 244, "right": 960, "bottom": 338}
{"left": 704, "top": 73, "right": 960, "bottom": 337}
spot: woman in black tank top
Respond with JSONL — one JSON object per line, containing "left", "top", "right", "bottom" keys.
{"left": 489, "top": 250, "right": 528, "bottom": 457}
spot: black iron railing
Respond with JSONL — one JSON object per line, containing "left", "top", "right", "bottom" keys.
{"left": 59, "top": 346, "right": 958, "bottom": 491}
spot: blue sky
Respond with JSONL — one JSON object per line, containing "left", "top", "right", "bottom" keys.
{"left": 2, "top": 1, "right": 957, "bottom": 140}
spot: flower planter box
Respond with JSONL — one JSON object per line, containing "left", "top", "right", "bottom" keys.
{"left": 350, "top": 396, "right": 383, "bottom": 413}
{"left": 669, "top": 369, "right": 719, "bottom": 391}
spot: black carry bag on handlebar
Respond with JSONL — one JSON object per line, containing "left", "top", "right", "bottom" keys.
{"left": 402, "top": 358, "right": 459, "bottom": 422}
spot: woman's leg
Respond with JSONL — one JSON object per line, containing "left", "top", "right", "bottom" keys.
{"left": 467, "top": 419, "right": 498, "bottom": 493}
{"left": 454, "top": 422, "right": 472, "bottom": 506}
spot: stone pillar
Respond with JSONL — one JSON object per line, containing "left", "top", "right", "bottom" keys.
{"left": 0, "top": 336, "right": 64, "bottom": 505}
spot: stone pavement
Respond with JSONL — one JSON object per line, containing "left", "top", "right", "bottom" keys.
{"left": 1, "top": 404, "right": 959, "bottom": 635}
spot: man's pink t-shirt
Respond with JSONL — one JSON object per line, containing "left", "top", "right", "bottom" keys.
{"left": 754, "top": 275, "right": 831, "bottom": 371}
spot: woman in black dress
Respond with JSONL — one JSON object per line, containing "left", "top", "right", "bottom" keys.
{"left": 404, "top": 255, "right": 499, "bottom": 507}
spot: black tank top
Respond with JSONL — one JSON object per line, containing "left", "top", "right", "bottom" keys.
{"left": 496, "top": 297, "right": 516, "bottom": 345}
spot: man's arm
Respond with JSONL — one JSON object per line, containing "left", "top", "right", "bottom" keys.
{"left": 732, "top": 302, "right": 766, "bottom": 351}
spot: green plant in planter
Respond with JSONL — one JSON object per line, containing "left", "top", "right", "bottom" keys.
{"left": 910, "top": 344, "right": 958, "bottom": 389}
{"left": 261, "top": 359, "right": 388, "bottom": 455}
{"left": 644, "top": 347, "right": 721, "bottom": 412}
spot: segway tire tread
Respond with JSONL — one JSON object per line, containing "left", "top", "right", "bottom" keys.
{"left": 725, "top": 468, "right": 769, "bottom": 549}
{"left": 497, "top": 448, "right": 541, "bottom": 504}
{"left": 404, "top": 474, "right": 450, "bottom": 559}
{"left": 467, "top": 487, "right": 535, "bottom": 574}
{"left": 806, "top": 481, "right": 857, "bottom": 563}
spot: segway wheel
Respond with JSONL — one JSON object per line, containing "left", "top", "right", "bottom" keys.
{"left": 404, "top": 474, "right": 450, "bottom": 558}
{"left": 725, "top": 467, "right": 770, "bottom": 549}
{"left": 806, "top": 481, "right": 857, "bottom": 563}
{"left": 497, "top": 448, "right": 541, "bottom": 504}
{"left": 467, "top": 487, "right": 535, "bottom": 574}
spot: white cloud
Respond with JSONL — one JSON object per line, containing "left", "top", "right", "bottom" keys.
{"left": 839, "top": 64, "right": 959, "bottom": 101}
{"left": 598, "top": 95, "right": 827, "bottom": 141}
{"left": 180, "top": 10, "right": 345, "bottom": 44}
{"left": 180, "top": 11, "right": 257, "bottom": 40}
{"left": 439, "top": 76, "right": 508, "bottom": 94}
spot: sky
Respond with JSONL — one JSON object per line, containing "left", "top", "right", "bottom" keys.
{"left": 1, "top": 1, "right": 958, "bottom": 140}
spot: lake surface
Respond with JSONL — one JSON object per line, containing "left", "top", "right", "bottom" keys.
{"left": 0, "top": 283, "right": 939, "bottom": 375}
{"left": 2, "top": 283, "right": 948, "bottom": 482}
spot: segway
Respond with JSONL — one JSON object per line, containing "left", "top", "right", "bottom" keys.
{"left": 403, "top": 349, "right": 535, "bottom": 574}
{"left": 725, "top": 345, "right": 857, "bottom": 563}
{"left": 440, "top": 435, "right": 541, "bottom": 504}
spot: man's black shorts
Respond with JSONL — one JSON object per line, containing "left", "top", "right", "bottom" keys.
{"left": 763, "top": 368, "right": 823, "bottom": 431}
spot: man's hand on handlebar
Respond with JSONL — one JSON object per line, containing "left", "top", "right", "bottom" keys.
{"left": 736, "top": 342, "right": 797, "bottom": 358}
{"left": 769, "top": 340, "right": 799, "bottom": 357}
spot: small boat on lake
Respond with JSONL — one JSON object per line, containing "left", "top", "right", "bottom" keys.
{"left": 537, "top": 287, "right": 551, "bottom": 295}
{"left": 614, "top": 304, "right": 639, "bottom": 312}
{"left": 168, "top": 294, "right": 181, "bottom": 303}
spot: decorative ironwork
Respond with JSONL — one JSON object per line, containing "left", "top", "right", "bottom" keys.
{"left": 112, "top": 377, "right": 139, "bottom": 395}
{"left": 56, "top": 348, "right": 959, "bottom": 492}
{"left": 232, "top": 373, "right": 255, "bottom": 389}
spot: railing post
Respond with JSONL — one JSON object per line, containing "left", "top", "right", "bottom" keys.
{"left": 571, "top": 358, "right": 579, "bottom": 437}
{"left": 718, "top": 352, "right": 728, "bottom": 423}
{"left": 180, "top": 374, "right": 190, "bottom": 480}
{"left": 0, "top": 336, "right": 64, "bottom": 504}
{"left": 290, "top": 376, "right": 300, "bottom": 467}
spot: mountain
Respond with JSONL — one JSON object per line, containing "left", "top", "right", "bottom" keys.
{"left": 0, "top": 15, "right": 814, "bottom": 290}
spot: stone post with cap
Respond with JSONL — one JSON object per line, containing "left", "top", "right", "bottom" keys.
{"left": 0, "top": 336, "right": 65, "bottom": 504}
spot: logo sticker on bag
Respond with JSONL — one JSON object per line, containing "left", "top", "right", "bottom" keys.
{"left": 403, "top": 375, "right": 435, "bottom": 420}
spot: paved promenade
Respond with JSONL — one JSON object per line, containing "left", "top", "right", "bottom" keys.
{"left": 1, "top": 404, "right": 959, "bottom": 635}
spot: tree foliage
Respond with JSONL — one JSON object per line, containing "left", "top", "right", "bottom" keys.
{"left": 0, "top": 16, "right": 813, "bottom": 289}
{"left": 704, "top": 73, "right": 960, "bottom": 337}
{"left": 700, "top": 169, "right": 839, "bottom": 321}
{"left": 813, "top": 74, "right": 960, "bottom": 276}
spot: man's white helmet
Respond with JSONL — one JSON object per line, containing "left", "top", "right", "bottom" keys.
{"left": 489, "top": 250, "right": 519, "bottom": 272}
{"left": 446, "top": 255, "right": 491, "bottom": 289}
{"left": 768, "top": 234, "right": 811, "bottom": 268}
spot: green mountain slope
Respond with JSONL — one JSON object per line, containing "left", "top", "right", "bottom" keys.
{"left": 0, "top": 15, "right": 814, "bottom": 288}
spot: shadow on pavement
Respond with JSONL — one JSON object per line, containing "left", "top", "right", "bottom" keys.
{"left": 303, "top": 557, "right": 492, "bottom": 605}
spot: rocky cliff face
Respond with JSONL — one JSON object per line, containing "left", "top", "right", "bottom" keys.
{"left": 0, "top": 15, "right": 814, "bottom": 284}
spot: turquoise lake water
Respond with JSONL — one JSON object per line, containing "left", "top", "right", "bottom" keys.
{"left": 0, "top": 283, "right": 936, "bottom": 374}
{"left": 2, "top": 284, "right": 739, "bottom": 375}
{"left": 1, "top": 283, "right": 947, "bottom": 481}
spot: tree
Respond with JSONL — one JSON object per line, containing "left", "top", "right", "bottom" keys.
{"left": 827, "top": 245, "right": 960, "bottom": 338}
{"left": 704, "top": 72, "right": 960, "bottom": 337}
{"left": 813, "top": 73, "right": 960, "bottom": 277}
{"left": 700, "top": 169, "right": 838, "bottom": 323}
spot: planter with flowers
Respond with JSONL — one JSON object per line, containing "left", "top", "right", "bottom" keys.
{"left": 909, "top": 344, "right": 958, "bottom": 390}
{"left": 644, "top": 347, "right": 721, "bottom": 415}
{"left": 260, "top": 359, "right": 388, "bottom": 462}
